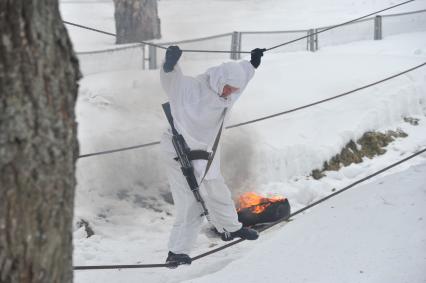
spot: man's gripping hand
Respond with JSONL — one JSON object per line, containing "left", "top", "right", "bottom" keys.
{"left": 250, "top": 48, "right": 266, "bottom": 69}
{"left": 163, "top": 45, "right": 183, "bottom": 72}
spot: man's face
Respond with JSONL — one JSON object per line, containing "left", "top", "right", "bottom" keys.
{"left": 221, "top": 84, "right": 240, "bottom": 98}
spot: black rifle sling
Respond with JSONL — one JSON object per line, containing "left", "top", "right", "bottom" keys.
{"left": 162, "top": 102, "right": 178, "bottom": 136}
{"left": 200, "top": 108, "right": 227, "bottom": 184}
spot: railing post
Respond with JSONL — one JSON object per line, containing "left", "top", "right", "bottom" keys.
{"left": 148, "top": 45, "right": 157, "bottom": 69}
{"left": 306, "top": 31, "right": 309, "bottom": 51}
{"left": 141, "top": 44, "right": 146, "bottom": 70}
{"left": 314, "top": 29, "right": 318, "bottom": 51}
{"left": 307, "top": 29, "right": 316, "bottom": 52}
{"left": 231, "top": 31, "right": 240, "bottom": 60}
{"left": 374, "top": 15, "right": 382, "bottom": 40}
{"left": 237, "top": 32, "right": 242, "bottom": 60}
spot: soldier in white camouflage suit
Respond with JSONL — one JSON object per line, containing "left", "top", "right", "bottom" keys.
{"left": 160, "top": 45, "right": 265, "bottom": 267}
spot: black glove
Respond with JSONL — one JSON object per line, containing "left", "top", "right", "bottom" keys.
{"left": 163, "top": 45, "right": 182, "bottom": 72}
{"left": 250, "top": 48, "right": 266, "bottom": 69}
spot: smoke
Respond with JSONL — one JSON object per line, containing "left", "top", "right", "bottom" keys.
{"left": 221, "top": 127, "right": 257, "bottom": 197}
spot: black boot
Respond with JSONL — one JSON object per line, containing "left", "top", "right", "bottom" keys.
{"left": 165, "top": 251, "right": 192, "bottom": 268}
{"left": 221, "top": 227, "right": 259, "bottom": 241}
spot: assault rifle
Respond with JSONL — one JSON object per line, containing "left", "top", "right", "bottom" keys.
{"left": 162, "top": 102, "right": 210, "bottom": 218}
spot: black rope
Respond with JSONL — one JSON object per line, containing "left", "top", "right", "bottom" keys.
{"left": 226, "top": 61, "right": 426, "bottom": 129}
{"left": 78, "top": 141, "right": 160, "bottom": 159}
{"left": 63, "top": 21, "right": 167, "bottom": 50}
{"left": 73, "top": 147, "right": 426, "bottom": 270}
{"left": 64, "top": 0, "right": 414, "bottom": 54}
{"left": 77, "top": 61, "right": 426, "bottom": 158}
{"left": 73, "top": 263, "right": 169, "bottom": 270}
{"left": 266, "top": 0, "right": 415, "bottom": 51}
{"left": 63, "top": 20, "right": 248, "bottom": 54}
{"left": 193, "top": 146, "right": 426, "bottom": 260}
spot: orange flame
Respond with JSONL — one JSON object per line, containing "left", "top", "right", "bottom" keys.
{"left": 237, "top": 192, "right": 285, "bottom": 214}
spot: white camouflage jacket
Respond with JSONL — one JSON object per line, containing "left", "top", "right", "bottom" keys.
{"left": 160, "top": 60, "right": 255, "bottom": 181}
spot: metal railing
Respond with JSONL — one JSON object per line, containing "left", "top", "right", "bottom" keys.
{"left": 76, "top": 9, "right": 426, "bottom": 75}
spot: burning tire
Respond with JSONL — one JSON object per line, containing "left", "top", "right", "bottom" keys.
{"left": 236, "top": 192, "right": 291, "bottom": 227}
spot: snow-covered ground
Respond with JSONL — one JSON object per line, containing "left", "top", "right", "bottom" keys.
{"left": 75, "top": 162, "right": 426, "bottom": 283}
{"left": 62, "top": 0, "right": 426, "bottom": 282}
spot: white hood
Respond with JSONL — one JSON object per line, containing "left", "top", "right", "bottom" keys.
{"left": 204, "top": 62, "right": 250, "bottom": 96}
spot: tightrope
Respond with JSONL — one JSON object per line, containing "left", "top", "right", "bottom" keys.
{"left": 78, "top": 141, "right": 160, "bottom": 158}
{"left": 63, "top": 20, "right": 246, "bottom": 54}
{"left": 73, "top": 146, "right": 426, "bottom": 270}
{"left": 227, "top": 61, "right": 426, "bottom": 129}
{"left": 64, "top": 0, "right": 414, "bottom": 54}
{"left": 78, "top": 61, "right": 426, "bottom": 158}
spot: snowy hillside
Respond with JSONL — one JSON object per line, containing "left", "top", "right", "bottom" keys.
{"left": 61, "top": 0, "right": 426, "bottom": 282}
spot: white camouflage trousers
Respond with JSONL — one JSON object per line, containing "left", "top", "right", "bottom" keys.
{"left": 164, "top": 152, "right": 242, "bottom": 255}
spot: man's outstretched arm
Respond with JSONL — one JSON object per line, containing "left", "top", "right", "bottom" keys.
{"left": 160, "top": 45, "right": 184, "bottom": 95}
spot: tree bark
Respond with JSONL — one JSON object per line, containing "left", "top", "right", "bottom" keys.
{"left": 114, "top": 0, "right": 161, "bottom": 44}
{"left": 0, "top": 1, "right": 80, "bottom": 282}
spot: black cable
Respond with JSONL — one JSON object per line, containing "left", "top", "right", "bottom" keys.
{"left": 73, "top": 147, "right": 426, "bottom": 270}
{"left": 73, "top": 263, "right": 169, "bottom": 270}
{"left": 192, "top": 146, "right": 426, "bottom": 261}
{"left": 63, "top": 20, "right": 249, "bottom": 54}
{"left": 226, "top": 61, "right": 426, "bottom": 129}
{"left": 78, "top": 141, "right": 160, "bottom": 159}
{"left": 63, "top": 21, "right": 167, "bottom": 50}
{"left": 258, "top": 148, "right": 426, "bottom": 231}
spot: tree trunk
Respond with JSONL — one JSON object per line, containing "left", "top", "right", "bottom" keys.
{"left": 0, "top": 1, "right": 80, "bottom": 282}
{"left": 114, "top": 0, "right": 161, "bottom": 44}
